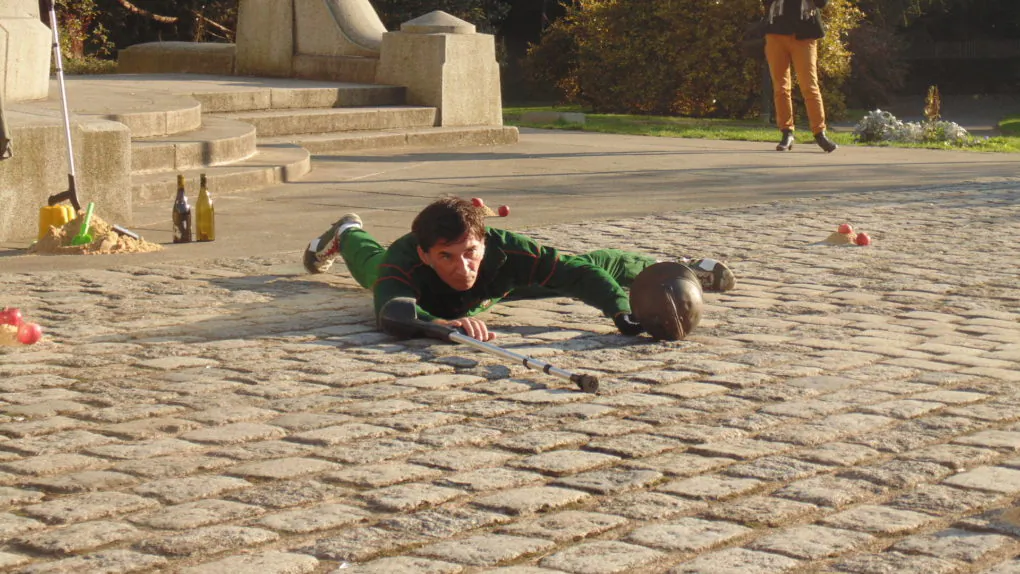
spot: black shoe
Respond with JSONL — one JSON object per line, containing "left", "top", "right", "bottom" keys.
{"left": 302, "top": 213, "right": 362, "bottom": 274}
{"left": 814, "top": 131, "right": 838, "bottom": 153}
{"left": 776, "top": 130, "right": 794, "bottom": 151}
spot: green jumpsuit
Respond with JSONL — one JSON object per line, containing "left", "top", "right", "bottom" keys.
{"left": 340, "top": 227, "right": 658, "bottom": 322}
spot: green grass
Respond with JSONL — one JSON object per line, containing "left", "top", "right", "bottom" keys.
{"left": 504, "top": 105, "right": 1020, "bottom": 153}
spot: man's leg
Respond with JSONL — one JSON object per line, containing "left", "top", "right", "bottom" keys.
{"left": 303, "top": 213, "right": 365, "bottom": 275}
{"left": 578, "top": 249, "right": 735, "bottom": 292}
{"left": 338, "top": 227, "right": 386, "bottom": 289}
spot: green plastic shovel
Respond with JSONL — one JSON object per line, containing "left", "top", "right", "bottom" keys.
{"left": 71, "top": 202, "right": 95, "bottom": 246}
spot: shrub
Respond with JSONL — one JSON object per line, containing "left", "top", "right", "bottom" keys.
{"left": 526, "top": 0, "right": 861, "bottom": 119}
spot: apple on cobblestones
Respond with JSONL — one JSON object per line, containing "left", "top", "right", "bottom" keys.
{"left": 17, "top": 322, "right": 42, "bottom": 345}
{"left": 855, "top": 232, "right": 872, "bottom": 246}
{"left": 838, "top": 223, "right": 853, "bottom": 235}
{"left": 0, "top": 307, "right": 22, "bottom": 327}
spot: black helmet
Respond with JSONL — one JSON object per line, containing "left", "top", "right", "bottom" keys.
{"left": 629, "top": 262, "right": 704, "bottom": 341}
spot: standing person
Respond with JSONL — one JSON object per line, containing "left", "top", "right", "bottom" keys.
{"left": 302, "top": 197, "right": 736, "bottom": 341}
{"left": 764, "top": 0, "right": 838, "bottom": 153}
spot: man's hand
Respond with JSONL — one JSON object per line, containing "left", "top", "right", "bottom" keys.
{"left": 435, "top": 317, "right": 495, "bottom": 342}
{"left": 613, "top": 313, "right": 644, "bottom": 336}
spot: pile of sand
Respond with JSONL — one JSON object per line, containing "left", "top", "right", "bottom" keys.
{"left": 29, "top": 211, "right": 162, "bottom": 256}
{"left": 0, "top": 324, "right": 19, "bottom": 346}
{"left": 822, "top": 231, "right": 858, "bottom": 245}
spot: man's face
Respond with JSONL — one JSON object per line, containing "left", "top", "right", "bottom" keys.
{"left": 418, "top": 232, "right": 485, "bottom": 292}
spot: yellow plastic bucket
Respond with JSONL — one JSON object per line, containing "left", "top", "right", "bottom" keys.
{"left": 37, "top": 205, "right": 76, "bottom": 240}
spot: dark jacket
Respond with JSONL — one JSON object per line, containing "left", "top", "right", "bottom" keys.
{"left": 764, "top": 0, "right": 827, "bottom": 40}
{"left": 373, "top": 227, "right": 631, "bottom": 322}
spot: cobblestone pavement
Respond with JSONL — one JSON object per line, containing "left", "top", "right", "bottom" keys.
{"left": 1, "top": 180, "right": 1019, "bottom": 574}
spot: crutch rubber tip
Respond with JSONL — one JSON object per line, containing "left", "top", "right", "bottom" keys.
{"left": 573, "top": 374, "right": 599, "bottom": 394}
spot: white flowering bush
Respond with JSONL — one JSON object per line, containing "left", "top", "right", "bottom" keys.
{"left": 853, "top": 109, "right": 972, "bottom": 146}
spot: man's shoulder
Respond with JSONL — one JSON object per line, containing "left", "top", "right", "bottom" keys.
{"left": 486, "top": 227, "right": 538, "bottom": 251}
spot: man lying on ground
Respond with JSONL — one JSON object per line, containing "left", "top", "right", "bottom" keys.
{"left": 302, "top": 196, "right": 735, "bottom": 341}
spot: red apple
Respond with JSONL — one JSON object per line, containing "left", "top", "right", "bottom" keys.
{"left": 838, "top": 223, "right": 853, "bottom": 235}
{"left": 498, "top": 205, "right": 510, "bottom": 217}
{"left": 470, "top": 197, "right": 485, "bottom": 208}
{"left": 855, "top": 232, "right": 871, "bottom": 246}
{"left": 17, "top": 322, "right": 42, "bottom": 345}
{"left": 0, "top": 307, "right": 22, "bottom": 327}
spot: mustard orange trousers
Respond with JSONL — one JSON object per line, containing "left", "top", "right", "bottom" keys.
{"left": 765, "top": 33, "right": 827, "bottom": 135}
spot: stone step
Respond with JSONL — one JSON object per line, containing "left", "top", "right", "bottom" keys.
{"left": 213, "top": 106, "right": 437, "bottom": 137}
{"left": 260, "top": 125, "right": 520, "bottom": 154}
{"left": 132, "top": 143, "right": 311, "bottom": 204}
{"left": 131, "top": 117, "right": 257, "bottom": 174}
{"left": 190, "top": 83, "right": 405, "bottom": 113}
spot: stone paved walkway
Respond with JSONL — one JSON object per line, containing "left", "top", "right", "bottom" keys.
{"left": 1, "top": 179, "right": 1019, "bottom": 573}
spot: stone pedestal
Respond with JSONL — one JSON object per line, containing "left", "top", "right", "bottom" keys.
{"left": 375, "top": 11, "right": 502, "bottom": 127}
{"left": 0, "top": 0, "right": 52, "bottom": 102}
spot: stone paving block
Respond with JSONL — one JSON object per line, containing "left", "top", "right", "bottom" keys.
{"left": 413, "top": 534, "right": 555, "bottom": 566}
{"left": 226, "top": 479, "right": 348, "bottom": 509}
{"left": 184, "top": 406, "right": 279, "bottom": 425}
{"left": 77, "top": 403, "right": 186, "bottom": 424}
{"left": 99, "top": 417, "right": 204, "bottom": 440}
{"left": 669, "top": 548, "right": 802, "bottom": 573}
{"left": 473, "top": 486, "right": 592, "bottom": 515}
{"left": 566, "top": 418, "right": 655, "bottom": 436}
{"left": 657, "top": 475, "right": 765, "bottom": 501}
{"left": 132, "top": 475, "right": 252, "bottom": 504}
{"left": 539, "top": 540, "right": 667, "bottom": 574}
{"left": 438, "top": 467, "right": 544, "bottom": 492}
{"left": 858, "top": 399, "right": 946, "bottom": 419}
{"left": 410, "top": 447, "right": 517, "bottom": 471}
{"left": 362, "top": 483, "right": 466, "bottom": 512}
{"left": 129, "top": 499, "right": 263, "bottom": 529}
{"left": 348, "top": 556, "right": 464, "bottom": 573}
{"left": 112, "top": 454, "right": 234, "bottom": 479}
{"left": 554, "top": 468, "right": 663, "bottom": 495}
{"left": 374, "top": 411, "right": 466, "bottom": 432}
{"left": 891, "top": 527, "right": 1016, "bottom": 563}
{"left": 136, "top": 524, "right": 279, "bottom": 557}
{"left": 180, "top": 551, "right": 318, "bottom": 574}
{"left": 26, "top": 470, "right": 140, "bottom": 493}
{"left": 14, "top": 520, "right": 141, "bottom": 555}
{"left": 596, "top": 491, "right": 708, "bottom": 520}
{"left": 499, "top": 510, "right": 628, "bottom": 541}
{"left": 794, "top": 442, "right": 884, "bottom": 467}
{"left": 774, "top": 475, "right": 886, "bottom": 508}
{"left": 0, "top": 512, "right": 46, "bottom": 537}
{"left": 650, "top": 423, "right": 746, "bottom": 444}
{"left": 23, "top": 492, "right": 159, "bottom": 524}
{"left": 85, "top": 438, "right": 202, "bottom": 460}
{"left": 396, "top": 373, "right": 487, "bottom": 389}
{"left": 953, "top": 430, "right": 1020, "bottom": 451}
{"left": 443, "top": 399, "right": 527, "bottom": 418}
{"left": 786, "top": 375, "right": 858, "bottom": 392}
{"left": 750, "top": 524, "right": 874, "bottom": 560}
{"left": 211, "top": 439, "right": 315, "bottom": 461}
{"left": 226, "top": 456, "right": 339, "bottom": 480}
{"left": 943, "top": 465, "right": 1020, "bottom": 493}
{"left": 704, "top": 495, "right": 818, "bottom": 527}
{"left": 947, "top": 402, "right": 1020, "bottom": 422}
{"left": 627, "top": 517, "right": 752, "bottom": 552}
{"left": 723, "top": 455, "right": 828, "bottom": 482}
{"left": 297, "top": 526, "right": 430, "bottom": 562}
{"left": 689, "top": 438, "right": 796, "bottom": 460}
{"left": 258, "top": 502, "right": 367, "bottom": 533}
{"left": 136, "top": 356, "right": 219, "bottom": 370}
{"left": 841, "top": 459, "right": 953, "bottom": 488}
{"left": 0, "top": 453, "right": 99, "bottom": 476}
{"left": 985, "top": 560, "right": 1020, "bottom": 574}
{"left": 625, "top": 452, "right": 734, "bottom": 477}
{"left": 822, "top": 504, "right": 935, "bottom": 535}
{"left": 14, "top": 550, "right": 166, "bottom": 574}
{"left": 180, "top": 422, "right": 288, "bottom": 445}
{"left": 0, "top": 486, "right": 45, "bottom": 507}
{"left": 318, "top": 438, "right": 427, "bottom": 464}
{"left": 888, "top": 483, "right": 1004, "bottom": 516}
{"left": 326, "top": 462, "right": 444, "bottom": 488}
{"left": 381, "top": 506, "right": 513, "bottom": 538}
{"left": 496, "top": 431, "right": 590, "bottom": 453}
{"left": 0, "top": 430, "right": 117, "bottom": 456}
{"left": 512, "top": 450, "right": 620, "bottom": 476}
{"left": 414, "top": 424, "right": 504, "bottom": 448}
{"left": 902, "top": 444, "right": 1002, "bottom": 470}
{"left": 0, "top": 416, "right": 86, "bottom": 438}
{"left": 830, "top": 551, "right": 962, "bottom": 573}
{"left": 0, "top": 552, "right": 29, "bottom": 568}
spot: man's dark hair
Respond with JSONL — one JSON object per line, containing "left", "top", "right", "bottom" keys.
{"left": 412, "top": 196, "right": 487, "bottom": 251}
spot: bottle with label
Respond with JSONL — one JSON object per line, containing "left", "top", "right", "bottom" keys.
{"left": 172, "top": 174, "right": 192, "bottom": 243}
{"left": 195, "top": 173, "right": 215, "bottom": 242}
